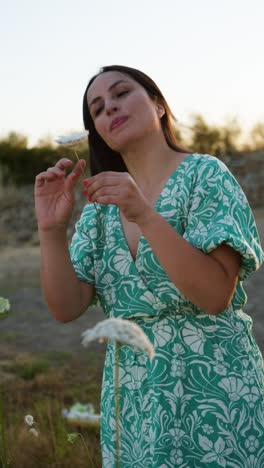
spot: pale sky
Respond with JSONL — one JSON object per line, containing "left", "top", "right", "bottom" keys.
{"left": 1, "top": 0, "right": 263, "bottom": 146}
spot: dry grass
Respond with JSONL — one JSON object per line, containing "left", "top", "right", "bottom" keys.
{"left": 1, "top": 351, "right": 104, "bottom": 467}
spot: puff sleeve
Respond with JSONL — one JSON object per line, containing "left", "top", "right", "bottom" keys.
{"left": 183, "top": 155, "right": 264, "bottom": 281}
{"left": 69, "top": 204, "right": 96, "bottom": 285}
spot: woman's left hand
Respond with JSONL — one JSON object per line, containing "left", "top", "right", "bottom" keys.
{"left": 83, "top": 171, "right": 155, "bottom": 225}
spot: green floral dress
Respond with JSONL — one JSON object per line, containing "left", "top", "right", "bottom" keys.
{"left": 70, "top": 153, "right": 264, "bottom": 467}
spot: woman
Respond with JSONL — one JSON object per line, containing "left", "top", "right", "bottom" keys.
{"left": 35, "top": 65, "right": 264, "bottom": 467}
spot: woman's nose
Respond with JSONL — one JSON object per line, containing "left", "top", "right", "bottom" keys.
{"left": 105, "top": 99, "right": 118, "bottom": 115}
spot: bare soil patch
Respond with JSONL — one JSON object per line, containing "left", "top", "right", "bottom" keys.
{"left": 0, "top": 208, "right": 264, "bottom": 367}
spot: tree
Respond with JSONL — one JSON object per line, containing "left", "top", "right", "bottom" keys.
{"left": 1, "top": 131, "right": 28, "bottom": 149}
{"left": 186, "top": 114, "right": 241, "bottom": 158}
{"left": 249, "top": 123, "right": 264, "bottom": 150}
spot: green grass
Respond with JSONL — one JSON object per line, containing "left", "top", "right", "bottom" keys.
{"left": 4, "top": 351, "right": 74, "bottom": 381}
{"left": 6, "top": 357, "right": 51, "bottom": 380}
{"left": 42, "top": 351, "right": 73, "bottom": 364}
{"left": 0, "top": 331, "right": 18, "bottom": 343}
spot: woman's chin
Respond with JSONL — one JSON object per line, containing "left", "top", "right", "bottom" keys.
{"left": 109, "top": 133, "right": 145, "bottom": 154}
{"left": 108, "top": 138, "right": 133, "bottom": 154}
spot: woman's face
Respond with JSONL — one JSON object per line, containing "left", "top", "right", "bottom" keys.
{"left": 86, "top": 71, "right": 164, "bottom": 152}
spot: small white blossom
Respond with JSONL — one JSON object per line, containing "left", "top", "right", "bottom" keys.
{"left": 67, "top": 433, "right": 79, "bottom": 444}
{"left": 54, "top": 130, "right": 89, "bottom": 147}
{"left": 24, "top": 414, "right": 34, "bottom": 426}
{"left": 81, "top": 318, "right": 155, "bottom": 359}
{"left": 0, "top": 297, "right": 10, "bottom": 320}
{"left": 29, "top": 428, "right": 39, "bottom": 437}
{"left": 62, "top": 402, "right": 100, "bottom": 423}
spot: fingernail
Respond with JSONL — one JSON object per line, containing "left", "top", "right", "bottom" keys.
{"left": 83, "top": 180, "right": 88, "bottom": 187}
{"left": 83, "top": 189, "right": 88, "bottom": 196}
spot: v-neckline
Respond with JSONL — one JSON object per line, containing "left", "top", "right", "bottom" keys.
{"left": 117, "top": 152, "right": 195, "bottom": 264}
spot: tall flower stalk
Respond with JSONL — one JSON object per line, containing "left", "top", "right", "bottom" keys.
{"left": 67, "top": 432, "right": 96, "bottom": 468}
{"left": 114, "top": 341, "right": 121, "bottom": 468}
{"left": 54, "top": 131, "right": 106, "bottom": 242}
{"left": 58, "top": 134, "right": 156, "bottom": 465}
{"left": 82, "top": 317, "right": 155, "bottom": 467}
{"left": 0, "top": 298, "right": 11, "bottom": 468}
{"left": 0, "top": 390, "right": 8, "bottom": 468}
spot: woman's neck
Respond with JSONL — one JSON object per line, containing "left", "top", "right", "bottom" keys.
{"left": 121, "top": 133, "right": 186, "bottom": 190}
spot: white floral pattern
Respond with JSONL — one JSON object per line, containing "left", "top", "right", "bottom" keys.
{"left": 70, "top": 153, "right": 264, "bottom": 467}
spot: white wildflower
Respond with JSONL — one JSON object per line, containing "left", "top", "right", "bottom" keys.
{"left": 81, "top": 318, "right": 155, "bottom": 359}
{"left": 24, "top": 414, "right": 34, "bottom": 426}
{"left": 0, "top": 297, "right": 10, "bottom": 320}
{"left": 29, "top": 428, "right": 39, "bottom": 437}
{"left": 54, "top": 130, "right": 89, "bottom": 147}
{"left": 62, "top": 402, "right": 100, "bottom": 423}
{"left": 67, "top": 433, "right": 79, "bottom": 444}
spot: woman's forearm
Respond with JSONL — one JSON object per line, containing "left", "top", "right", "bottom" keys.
{"left": 39, "top": 230, "right": 92, "bottom": 322}
{"left": 137, "top": 211, "right": 232, "bottom": 314}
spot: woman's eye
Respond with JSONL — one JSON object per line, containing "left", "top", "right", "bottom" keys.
{"left": 93, "top": 91, "right": 129, "bottom": 117}
{"left": 94, "top": 106, "right": 103, "bottom": 116}
{"left": 116, "top": 90, "right": 129, "bottom": 98}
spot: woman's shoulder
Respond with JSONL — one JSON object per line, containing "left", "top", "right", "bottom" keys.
{"left": 73, "top": 203, "right": 97, "bottom": 236}
{"left": 189, "top": 153, "right": 234, "bottom": 181}
{"left": 190, "top": 153, "right": 229, "bottom": 170}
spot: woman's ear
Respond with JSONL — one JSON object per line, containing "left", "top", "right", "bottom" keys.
{"left": 152, "top": 96, "right": 165, "bottom": 118}
{"left": 156, "top": 102, "right": 165, "bottom": 118}
{"left": 158, "top": 105, "right": 165, "bottom": 118}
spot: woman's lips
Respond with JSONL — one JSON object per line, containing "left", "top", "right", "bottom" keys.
{"left": 110, "top": 116, "right": 129, "bottom": 131}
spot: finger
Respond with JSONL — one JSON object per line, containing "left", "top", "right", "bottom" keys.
{"left": 47, "top": 166, "right": 65, "bottom": 178}
{"left": 85, "top": 173, "right": 123, "bottom": 195}
{"left": 35, "top": 167, "right": 64, "bottom": 186}
{"left": 35, "top": 172, "right": 48, "bottom": 188}
{"left": 43, "top": 170, "right": 59, "bottom": 182}
{"left": 74, "top": 158, "right": 86, "bottom": 176}
{"left": 65, "top": 159, "right": 86, "bottom": 191}
{"left": 85, "top": 187, "right": 120, "bottom": 203}
{"left": 89, "top": 193, "right": 119, "bottom": 205}
{"left": 55, "top": 158, "right": 73, "bottom": 170}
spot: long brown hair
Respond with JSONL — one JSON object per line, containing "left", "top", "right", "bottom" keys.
{"left": 83, "top": 65, "right": 189, "bottom": 175}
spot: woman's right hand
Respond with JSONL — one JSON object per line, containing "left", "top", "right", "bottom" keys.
{"left": 34, "top": 158, "right": 86, "bottom": 233}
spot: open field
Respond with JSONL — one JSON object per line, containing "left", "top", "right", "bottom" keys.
{"left": 1, "top": 349, "right": 104, "bottom": 467}
{"left": 0, "top": 207, "right": 263, "bottom": 466}
{"left": 1, "top": 207, "right": 263, "bottom": 356}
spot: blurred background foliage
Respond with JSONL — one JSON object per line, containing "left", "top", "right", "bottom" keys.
{"left": 0, "top": 114, "right": 263, "bottom": 186}
{"left": 0, "top": 132, "right": 88, "bottom": 186}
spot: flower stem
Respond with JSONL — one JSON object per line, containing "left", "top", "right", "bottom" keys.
{"left": 73, "top": 148, "right": 86, "bottom": 184}
{"left": 47, "top": 399, "right": 59, "bottom": 465}
{"left": 73, "top": 148, "right": 106, "bottom": 243}
{"left": 77, "top": 432, "right": 96, "bottom": 468}
{"left": 115, "top": 341, "right": 121, "bottom": 468}
{"left": 0, "top": 388, "right": 9, "bottom": 468}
